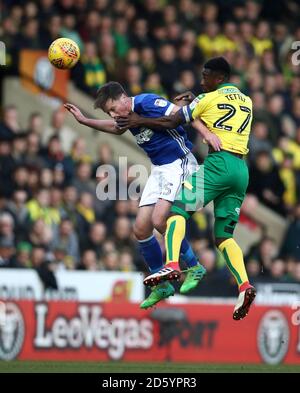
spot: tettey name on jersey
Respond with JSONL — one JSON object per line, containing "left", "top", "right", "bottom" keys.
{"left": 225, "top": 93, "right": 246, "bottom": 102}
{"left": 135, "top": 128, "right": 154, "bottom": 144}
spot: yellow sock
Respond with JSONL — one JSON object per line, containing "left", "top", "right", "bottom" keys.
{"left": 218, "top": 238, "right": 249, "bottom": 289}
{"left": 165, "top": 215, "right": 186, "bottom": 264}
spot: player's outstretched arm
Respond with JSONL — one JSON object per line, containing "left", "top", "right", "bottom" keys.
{"left": 64, "top": 103, "right": 126, "bottom": 135}
{"left": 116, "top": 110, "right": 183, "bottom": 130}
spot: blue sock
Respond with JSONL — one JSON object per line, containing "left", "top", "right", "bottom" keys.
{"left": 180, "top": 237, "right": 199, "bottom": 268}
{"left": 138, "top": 235, "right": 163, "bottom": 273}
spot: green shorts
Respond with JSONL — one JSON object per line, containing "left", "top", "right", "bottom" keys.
{"left": 171, "top": 151, "right": 249, "bottom": 239}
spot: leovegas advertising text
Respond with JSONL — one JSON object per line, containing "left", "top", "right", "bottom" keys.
{"left": 0, "top": 300, "right": 299, "bottom": 364}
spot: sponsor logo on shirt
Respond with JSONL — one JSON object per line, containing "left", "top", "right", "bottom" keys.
{"left": 135, "top": 128, "right": 154, "bottom": 144}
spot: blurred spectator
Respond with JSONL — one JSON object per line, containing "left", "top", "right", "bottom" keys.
{"left": 156, "top": 44, "right": 179, "bottom": 96}
{"left": 99, "top": 33, "right": 118, "bottom": 80}
{"left": 248, "top": 150, "right": 285, "bottom": 215}
{"left": 144, "top": 73, "right": 167, "bottom": 99}
{"left": 62, "top": 185, "right": 78, "bottom": 223}
{"left": 24, "top": 132, "right": 44, "bottom": 168}
{"left": 27, "top": 218, "right": 53, "bottom": 248}
{"left": 0, "top": 138, "right": 16, "bottom": 197}
{"left": 50, "top": 187, "right": 65, "bottom": 219}
{"left": 40, "top": 14, "right": 62, "bottom": 49}
{"left": 113, "top": 17, "right": 130, "bottom": 58}
{"left": 124, "top": 64, "right": 143, "bottom": 96}
{"left": 75, "top": 191, "right": 95, "bottom": 239}
{"left": 71, "top": 137, "right": 91, "bottom": 164}
{"left": 40, "top": 168, "right": 53, "bottom": 189}
{"left": 130, "top": 19, "right": 151, "bottom": 49}
{"left": 81, "top": 221, "right": 106, "bottom": 258}
{"left": 92, "top": 142, "right": 115, "bottom": 176}
{"left": 0, "top": 212, "right": 15, "bottom": 245}
{"left": 268, "top": 258, "right": 287, "bottom": 283}
{"left": 248, "top": 122, "right": 272, "bottom": 163}
{"left": 292, "top": 263, "right": 300, "bottom": 283}
{"left": 12, "top": 133, "right": 27, "bottom": 164}
{"left": 42, "top": 110, "right": 76, "bottom": 154}
{"left": 15, "top": 18, "right": 41, "bottom": 50}
{"left": 0, "top": 237, "right": 15, "bottom": 268}
{"left": 12, "top": 166, "right": 29, "bottom": 195}
{"left": 0, "top": 105, "right": 21, "bottom": 140}
{"left": 79, "top": 10, "right": 101, "bottom": 42}
{"left": 51, "top": 218, "right": 79, "bottom": 264}
{"left": 125, "top": 47, "right": 140, "bottom": 66}
{"left": 119, "top": 249, "right": 135, "bottom": 272}
{"left": 60, "top": 13, "right": 83, "bottom": 52}
{"left": 197, "top": 22, "right": 220, "bottom": 58}
{"left": 38, "top": 0, "right": 58, "bottom": 22}
{"left": 72, "top": 161, "right": 95, "bottom": 194}
{"left": 174, "top": 70, "right": 198, "bottom": 95}
{"left": 52, "top": 245, "right": 74, "bottom": 271}
{"left": 251, "top": 21, "right": 273, "bottom": 56}
{"left": 72, "top": 41, "right": 106, "bottom": 96}
{"left": 9, "top": 241, "right": 32, "bottom": 268}
{"left": 140, "top": 47, "right": 156, "bottom": 77}
{"left": 28, "top": 113, "right": 42, "bottom": 142}
{"left": 26, "top": 188, "right": 60, "bottom": 226}
{"left": 247, "top": 237, "right": 278, "bottom": 276}
{"left": 246, "top": 258, "right": 261, "bottom": 282}
{"left": 78, "top": 249, "right": 98, "bottom": 271}
{"left": 101, "top": 250, "right": 119, "bottom": 271}
{"left": 281, "top": 204, "right": 300, "bottom": 260}
{"left": 6, "top": 189, "right": 29, "bottom": 238}
{"left": 279, "top": 153, "right": 297, "bottom": 210}
{"left": 41, "top": 136, "right": 74, "bottom": 182}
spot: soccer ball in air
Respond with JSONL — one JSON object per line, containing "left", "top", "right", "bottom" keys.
{"left": 48, "top": 38, "right": 80, "bottom": 70}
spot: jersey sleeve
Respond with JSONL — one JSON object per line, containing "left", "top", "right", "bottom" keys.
{"left": 136, "top": 94, "right": 175, "bottom": 117}
{"left": 179, "top": 93, "right": 209, "bottom": 123}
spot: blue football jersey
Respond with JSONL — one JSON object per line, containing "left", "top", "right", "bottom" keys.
{"left": 130, "top": 94, "right": 193, "bottom": 165}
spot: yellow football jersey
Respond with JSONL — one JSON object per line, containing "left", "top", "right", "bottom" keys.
{"left": 181, "top": 83, "right": 253, "bottom": 155}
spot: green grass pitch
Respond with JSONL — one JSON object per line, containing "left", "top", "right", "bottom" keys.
{"left": 0, "top": 361, "right": 299, "bottom": 373}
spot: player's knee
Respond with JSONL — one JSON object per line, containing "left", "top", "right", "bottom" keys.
{"left": 152, "top": 211, "right": 178, "bottom": 234}
{"left": 214, "top": 217, "right": 237, "bottom": 246}
{"left": 152, "top": 215, "right": 165, "bottom": 234}
{"left": 152, "top": 213, "right": 167, "bottom": 234}
{"left": 133, "top": 222, "right": 152, "bottom": 241}
{"left": 215, "top": 237, "right": 230, "bottom": 248}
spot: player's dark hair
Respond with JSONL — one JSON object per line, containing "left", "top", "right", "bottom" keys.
{"left": 204, "top": 57, "right": 231, "bottom": 81}
{"left": 94, "top": 82, "right": 127, "bottom": 110}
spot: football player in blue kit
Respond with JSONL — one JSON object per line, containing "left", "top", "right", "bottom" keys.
{"left": 65, "top": 82, "right": 209, "bottom": 308}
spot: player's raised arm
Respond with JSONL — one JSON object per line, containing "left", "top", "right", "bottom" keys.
{"left": 64, "top": 103, "right": 125, "bottom": 135}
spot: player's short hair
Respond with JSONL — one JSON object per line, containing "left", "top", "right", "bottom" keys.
{"left": 204, "top": 57, "right": 231, "bottom": 80}
{"left": 94, "top": 82, "right": 127, "bottom": 110}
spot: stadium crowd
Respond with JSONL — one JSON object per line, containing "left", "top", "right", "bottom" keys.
{"left": 1, "top": 0, "right": 300, "bottom": 294}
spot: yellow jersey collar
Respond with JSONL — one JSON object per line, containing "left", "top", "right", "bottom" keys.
{"left": 218, "top": 83, "right": 236, "bottom": 89}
